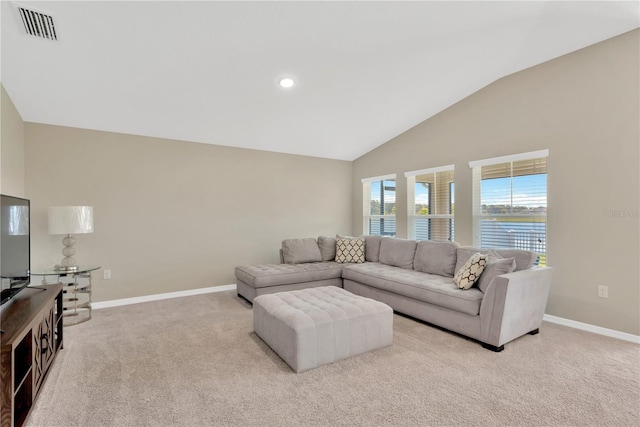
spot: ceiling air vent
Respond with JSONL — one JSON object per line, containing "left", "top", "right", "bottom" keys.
{"left": 14, "top": 3, "right": 57, "bottom": 41}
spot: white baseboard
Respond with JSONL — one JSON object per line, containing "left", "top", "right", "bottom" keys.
{"left": 92, "top": 284, "right": 237, "bottom": 310}
{"left": 543, "top": 314, "right": 640, "bottom": 344}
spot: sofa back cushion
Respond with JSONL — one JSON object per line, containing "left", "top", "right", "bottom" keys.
{"left": 455, "top": 247, "right": 536, "bottom": 274}
{"left": 317, "top": 236, "right": 337, "bottom": 261}
{"left": 281, "top": 238, "right": 323, "bottom": 264}
{"left": 379, "top": 238, "right": 418, "bottom": 269}
{"left": 413, "top": 240, "right": 459, "bottom": 277}
{"left": 364, "top": 235, "right": 382, "bottom": 262}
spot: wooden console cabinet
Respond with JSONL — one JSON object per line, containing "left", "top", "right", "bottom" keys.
{"left": 0, "top": 285, "right": 63, "bottom": 427}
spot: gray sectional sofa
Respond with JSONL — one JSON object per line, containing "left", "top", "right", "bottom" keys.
{"left": 235, "top": 236, "right": 553, "bottom": 351}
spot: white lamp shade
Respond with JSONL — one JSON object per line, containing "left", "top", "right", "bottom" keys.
{"left": 48, "top": 206, "right": 94, "bottom": 235}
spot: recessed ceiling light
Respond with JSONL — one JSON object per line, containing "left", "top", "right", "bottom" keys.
{"left": 278, "top": 77, "right": 295, "bottom": 88}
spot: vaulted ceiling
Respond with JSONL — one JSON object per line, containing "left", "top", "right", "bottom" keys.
{"left": 2, "top": 1, "right": 638, "bottom": 160}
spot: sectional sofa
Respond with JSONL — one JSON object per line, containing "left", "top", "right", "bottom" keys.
{"left": 235, "top": 236, "right": 553, "bottom": 351}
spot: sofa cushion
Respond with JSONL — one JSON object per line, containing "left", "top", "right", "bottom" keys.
{"left": 364, "top": 235, "right": 382, "bottom": 262}
{"left": 281, "top": 238, "right": 323, "bottom": 264}
{"left": 317, "top": 236, "right": 337, "bottom": 261}
{"left": 477, "top": 250, "right": 517, "bottom": 293}
{"left": 335, "top": 238, "right": 366, "bottom": 263}
{"left": 413, "top": 240, "right": 459, "bottom": 277}
{"left": 454, "top": 253, "right": 488, "bottom": 290}
{"left": 342, "top": 263, "right": 483, "bottom": 316}
{"left": 455, "top": 247, "right": 536, "bottom": 274}
{"left": 379, "top": 238, "right": 418, "bottom": 270}
{"left": 235, "top": 262, "right": 345, "bottom": 288}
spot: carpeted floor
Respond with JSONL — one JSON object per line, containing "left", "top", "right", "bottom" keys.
{"left": 26, "top": 290, "right": 639, "bottom": 426}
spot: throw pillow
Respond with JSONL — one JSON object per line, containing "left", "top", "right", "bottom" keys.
{"left": 456, "top": 247, "right": 536, "bottom": 273}
{"left": 335, "top": 238, "right": 365, "bottom": 264}
{"left": 476, "top": 250, "right": 516, "bottom": 293}
{"left": 454, "top": 252, "right": 488, "bottom": 290}
{"left": 336, "top": 234, "right": 381, "bottom": 262}
{"left": 281, "top": 238, "right": 323, "bottom": 264}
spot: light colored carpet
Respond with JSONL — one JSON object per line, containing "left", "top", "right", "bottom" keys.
{"left": 26, "top": 290, "right": 639, "bottom": 426}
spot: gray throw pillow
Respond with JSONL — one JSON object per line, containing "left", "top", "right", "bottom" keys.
{"left": 281, "top": 238, "right": 322, "bottom": 264}
{"left": 477, "top": 250, "right": 516, "bottom": 293}
{"left": 456, "top": 247, "right": 536, "bottom": 273}
{"left": 413, "top": 240, "right": 459, "bottom": 277}
{"left": 379, "top": 238, "right": 418, "bottom": 269}
{"left": 493, "top": 249, "right": 537, "bottom": 271}
{"left": 317, "top": 236, "right": 337, "bottom": 261}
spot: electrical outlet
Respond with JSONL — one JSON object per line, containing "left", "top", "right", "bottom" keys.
{"left": 104, "top": 269, "right": 111, "bottom": 280}
{"left": 597, "top": 285, "right": 608, "bottom": 298}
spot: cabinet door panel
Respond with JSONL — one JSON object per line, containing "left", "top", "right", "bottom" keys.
{"left": 32, "top": 324, "right": 44, "bottom": 394}
{"left": 42, "top": 306, "right": 55, "bottom": 369}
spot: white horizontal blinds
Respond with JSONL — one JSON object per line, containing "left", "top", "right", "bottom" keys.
{"left": 363, "top": 175, "right": 396, "bottom": 236}
{"left": 471, "top": 151, "right": 548, "bottom": 266}
{"left": 406, "top": 166, "right": 454, "bottom": 241}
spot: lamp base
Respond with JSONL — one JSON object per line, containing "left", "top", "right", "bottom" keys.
{"left": 58, "top": 234, "right": 78, "bottom": 271}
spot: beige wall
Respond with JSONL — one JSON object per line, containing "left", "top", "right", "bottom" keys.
{"left": 352, "top": 30, "right": 640, "bottom": 335}
{"left": 25, "top": 124, "right": 352, "bottom": 302}
{"left": 1, "top": 85, "right": 25, "bottom": 196}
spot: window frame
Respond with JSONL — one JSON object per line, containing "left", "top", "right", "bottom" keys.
{"left": 362, "top": 174, "right": 397, "bottom": 237}
{"left": 469, "top": 150, "right": 548, "bottom": 265}
{"left": 405, "top": 165, "right": 455, "bottom": 241}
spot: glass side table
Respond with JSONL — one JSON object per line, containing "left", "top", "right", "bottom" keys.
{"left": 30, "top": 266, "right": 101, "bottom": 326}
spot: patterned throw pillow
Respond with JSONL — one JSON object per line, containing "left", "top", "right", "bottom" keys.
{"left": 454, "top": 252, "right": 488, "bottom": 290}
{"left": 335, "top": 238, "right": 365, "bottom": 264}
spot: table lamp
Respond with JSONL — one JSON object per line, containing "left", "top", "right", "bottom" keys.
{"left": 48, "top": 206, "right": 94, "bottom": 271}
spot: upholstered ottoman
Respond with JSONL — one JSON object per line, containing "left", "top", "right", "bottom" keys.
{"left": 253, "top": 286, "right": 393, "bottom": 373}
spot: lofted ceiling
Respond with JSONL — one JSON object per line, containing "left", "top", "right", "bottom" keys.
{"left": 1, "top": 1, "right": 638, "bottom": 161}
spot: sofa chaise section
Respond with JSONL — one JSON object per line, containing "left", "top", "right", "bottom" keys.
{"left": 235, "top": 261, "right": 345, "bottom": 302}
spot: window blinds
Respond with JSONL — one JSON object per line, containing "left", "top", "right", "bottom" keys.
{"left": 470, "top": 151, "right": 548, "bottom": 265}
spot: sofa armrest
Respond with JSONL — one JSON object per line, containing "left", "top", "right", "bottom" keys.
{"left": 479, "top": 266, "right": 553, "bottom": 347}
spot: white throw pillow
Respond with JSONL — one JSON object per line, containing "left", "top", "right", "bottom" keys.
{"left": 454, "top": 252, "right": 488, "bottom": 290}
{"left": 335, "top": 238, "right": 365, "bottom": 264}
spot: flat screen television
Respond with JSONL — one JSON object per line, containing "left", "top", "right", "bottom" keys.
{"left": 0, "top": 194, "right": 31, "bottom": 306}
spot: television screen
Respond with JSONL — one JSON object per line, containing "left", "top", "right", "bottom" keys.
{"left": 1, "top": 194, "right": 30, "bottom": 305}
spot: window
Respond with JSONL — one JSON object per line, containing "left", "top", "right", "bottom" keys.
{"left": 362, "top": 174, "right": 396, "bottom": 236}
{"left": 405, "top": 165, "right": 455, "bottom": 241}
{"left": 470, "top": 150, "right": 548, "bottom": 265}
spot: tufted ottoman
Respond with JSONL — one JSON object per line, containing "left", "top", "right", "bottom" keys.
{"left": 253, "top": 286, "right": 393, "bottom": 373}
